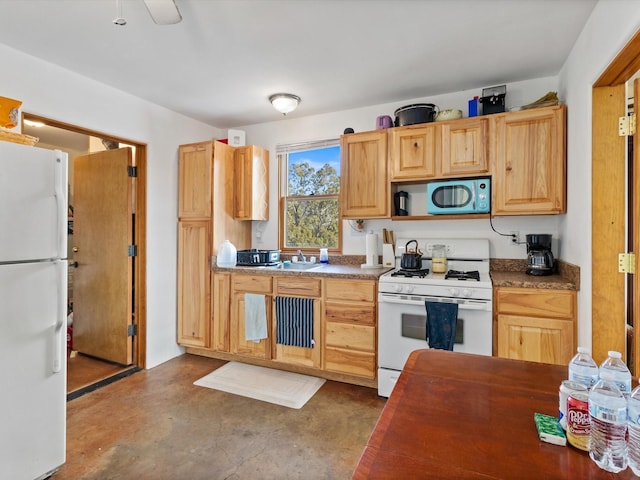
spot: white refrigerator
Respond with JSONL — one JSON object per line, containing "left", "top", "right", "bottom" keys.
{"left": 0, "top": 141, "right": 68, "bottom": 479}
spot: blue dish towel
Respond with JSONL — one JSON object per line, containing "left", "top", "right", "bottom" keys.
{"left": 245, "top": 293, "right": 267, "bottom": 343}
{"left": 275, "top": 296, "right": 314, "bottom": 348}
{"left": 425, "top": 301, "right": 458, "bottom": 351}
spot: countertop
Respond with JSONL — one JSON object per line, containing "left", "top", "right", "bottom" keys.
{"left": 353, "top": 349, "right": 631, "bottom": 479}
{"left": 213, "top": 256, "right": 580, "bottom": 289}
{"left": 213, "top": 256, "right": 392, "bottom": 280}
{"left": 491, "top": 258, "right": 580, "bottom": 291}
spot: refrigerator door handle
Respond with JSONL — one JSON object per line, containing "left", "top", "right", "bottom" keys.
{"left": 53, "top": 153, "right": 67, "bottom": 260}
{"left": 53, "top": 259, "right": 66, "bottom": 373}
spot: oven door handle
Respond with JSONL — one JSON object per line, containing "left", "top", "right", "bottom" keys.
{"left": 379, "top": 294, "right": 490, "bottom": 310}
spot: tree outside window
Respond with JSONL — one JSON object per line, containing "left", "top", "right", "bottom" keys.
{"left": 280, "top": 143, "right": 340, "bottom": 250}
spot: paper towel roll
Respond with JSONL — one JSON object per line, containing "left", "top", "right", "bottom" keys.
{"left": 365, "top": 233, "right": 378, "bottom": 266}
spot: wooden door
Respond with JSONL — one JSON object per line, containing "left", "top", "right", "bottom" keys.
{"left": 73, "top": 148, "right": 134, "bottom": 365}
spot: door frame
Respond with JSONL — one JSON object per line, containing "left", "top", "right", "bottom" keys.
{"left": 22, "top": 113, "right": 147, "bottom": 369}
{"left": 592, "top": 28, "right": 640, "bottom": 372}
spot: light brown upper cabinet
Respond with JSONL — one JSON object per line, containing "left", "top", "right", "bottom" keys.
{"left": 234, "top": 145, "right": 269, "bottom": 221}
{"left": 340, "top": 130, "right": 389, "bottom": 218}
{"left": 390, "top": 123, "right": 437, "bottom": 180}
{"left": 491, "top": 105, "right": 567, "bottom": 215}
{"left": 178, "top": 142, "right": 213, "bottom": 219}
{"left": 439, "top": 117, "right": 489, "bottom": 177}
{"left": 390, "top": 117, "right": 489, "bottom": 181}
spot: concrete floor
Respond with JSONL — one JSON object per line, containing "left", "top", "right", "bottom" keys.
{"left": 56, "top": 354, "right": 386, "bottom": 480}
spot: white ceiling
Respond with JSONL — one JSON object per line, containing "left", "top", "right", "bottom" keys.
{"left": 0, "top": 0, "right": 598, "bottom": 129}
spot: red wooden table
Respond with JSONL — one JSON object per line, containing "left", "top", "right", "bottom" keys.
{"left": 353, "top": 349, "right": 635, "bottom": 479}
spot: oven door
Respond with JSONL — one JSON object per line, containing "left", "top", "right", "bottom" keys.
{"left": 378, "top": 292, "right": 493, "bottom": 372}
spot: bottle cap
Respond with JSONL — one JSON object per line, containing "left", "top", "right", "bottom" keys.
{"left": 608, "top": 351, "right": 622, "bottom": 359}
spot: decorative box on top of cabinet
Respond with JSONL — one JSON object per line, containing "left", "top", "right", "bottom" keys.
{"left": 495, "top": 287, "right": 576, "bottom": 366}
{"left": 340, "top": 130, "right": 389, "bottom": 218}
{"left": 491, "top": 104, "right": 566, "bottom": 215}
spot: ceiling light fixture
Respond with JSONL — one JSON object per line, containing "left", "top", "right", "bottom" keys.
{"left": 113, "top": 0, "right": 127, "bottom": 26}
{"left": 269, "top": 93, "right": 301, "bottom": 115}
{"left": 143, "top": 0, "right": 182, "bottom": 25}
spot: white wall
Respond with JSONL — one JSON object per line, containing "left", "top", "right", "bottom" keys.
{"left": 238, "top": 76, "right": 562, "bottom": 260}
{"left": 556, "top": 1, "right": 640, "bottom": 350}
{"left": 0, "top": 43, "right": 223, "bottom": 368}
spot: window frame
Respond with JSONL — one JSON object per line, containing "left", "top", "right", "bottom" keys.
{"left": 277, "top": 139, "right": 342, "bottom": 253}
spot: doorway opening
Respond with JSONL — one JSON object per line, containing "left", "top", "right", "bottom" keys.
{"left": 22, "top": 113, "right": 147, "bottom": 398}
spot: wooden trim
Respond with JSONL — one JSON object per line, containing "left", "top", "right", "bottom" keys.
{"left": 595, "top": 29, "right": 640, "bottom": 87}
{"left": 135, "top": 144, "right": 147, "bottom": 368}
{"left": 634, "top": 79, "right": 640, "bottom": 375}
{"left": 592, "top": 86, "right": 626, "bottom": 364}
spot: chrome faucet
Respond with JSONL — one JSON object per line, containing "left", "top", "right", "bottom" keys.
{"left": 297, "top": 249, "right": 306, "bottom": 263}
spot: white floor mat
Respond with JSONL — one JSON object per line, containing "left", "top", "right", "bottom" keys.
{"left": 194, "top": 362, "right": 326, "bottom": 409}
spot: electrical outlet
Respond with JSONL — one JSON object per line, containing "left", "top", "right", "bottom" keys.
{"left": 510, "top": 231, "right": 520, "bottom": 245}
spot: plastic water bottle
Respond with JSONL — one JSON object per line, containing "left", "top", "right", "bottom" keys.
{"left": 568, "top": 347, "right": 599, "bottom": 389}
{"left": 627, "top": 384, "right": 640, "bottom": 475}
{"left": 216, "top": 240, "right": 237, "bottom": 267}
{"left": 599, "top": 351, "right": 632, "bottom": 396}
{"left": 588, "top": 378, "right": 628, "bottom": 472}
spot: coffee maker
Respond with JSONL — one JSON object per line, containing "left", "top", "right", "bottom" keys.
{"left": 525, "top": 234, "right": 555, "bottom": 276}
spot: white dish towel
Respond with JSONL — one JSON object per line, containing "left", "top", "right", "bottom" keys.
{"left": 245, "top": 293, "right": 267, "bottom": 342}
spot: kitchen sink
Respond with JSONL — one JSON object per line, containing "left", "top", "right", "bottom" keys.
{"left": 280, "top": 262, "right": 324, "bottom": 271}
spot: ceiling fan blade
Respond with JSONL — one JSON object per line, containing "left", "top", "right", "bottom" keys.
{"left": 143, "top": 0, "right": 182, "bottom": 25}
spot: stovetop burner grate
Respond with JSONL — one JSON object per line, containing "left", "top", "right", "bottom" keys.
{"left": 445, "top": 270, "right": 480, "bottom": 281}
{"left": 390, "top": 268, "right": 430, "bottom": 278}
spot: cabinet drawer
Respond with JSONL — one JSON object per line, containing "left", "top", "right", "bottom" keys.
{"left": 325, "top": 322, "right": 375, "bottom": 351}
{"left": 324, "top": 279, "right": 376, "bottom": 302}
{"left": 275, "top": 277, "right": 321, "bottom": 298}
{"left": 324, "top": 347, "right": 375, "bottom": 378}
{"left": 324, "top": 302, "right": 376, "bottom": 326}
{"left": 232, "top": 274, "right": 272, "bottom": 294}
{"left": 495, "top": 288, "right": 575, "bottom": 318}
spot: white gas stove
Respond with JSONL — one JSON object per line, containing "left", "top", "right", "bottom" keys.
{"left": 377, "top": 238, "right": 493, "bottom": 397}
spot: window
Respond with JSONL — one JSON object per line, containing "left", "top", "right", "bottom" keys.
{"left": 278, "top": 140, "right": 341, "bottom": 251}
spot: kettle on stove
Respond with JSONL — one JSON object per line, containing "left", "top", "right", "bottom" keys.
{"left": 525, "top": 234, "right": 554, "bottom": 276}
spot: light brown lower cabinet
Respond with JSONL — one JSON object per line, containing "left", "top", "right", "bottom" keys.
{"left": 187, "top": 272, "right": 379, "bottom": 385}
{"left": 230, "top": 274, "right": 272, "bottom": 359}
{"left": 212, "top": 273, "right": 231, "bottom": 352}
{"left": 272, "top": 277, "right": 322, "bottom": 368}
{"left": 176, "top": 220, "right": 211, "bottom": 348}
{"left": 495, "top": 287, "right": 576, "bottom": 366}
{"left": 323, "top": 278, "right": 377, "bottom": 379}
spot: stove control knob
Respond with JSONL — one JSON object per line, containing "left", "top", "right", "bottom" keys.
{"left": 449, "top": 288, "right": 460, "bottom": 297}
{"left": 462, "top": 289, "right": 472, "bottom": 298}
{"left": 405, "top": 285, "right": 415, "bottom": 294}
{"left": 393, "top": 284, "right": 404, "bottom": 293}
